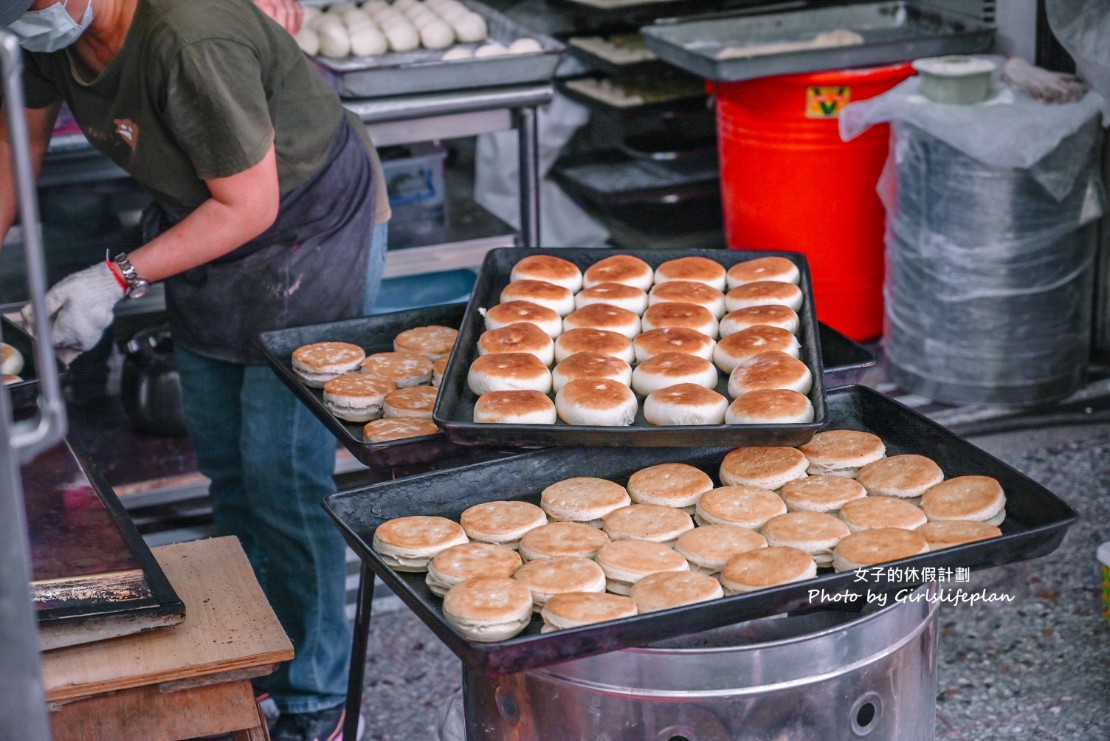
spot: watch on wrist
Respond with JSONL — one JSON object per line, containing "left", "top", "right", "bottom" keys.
{"left": 112, "top": 253, "right": 151, "bottom": 299}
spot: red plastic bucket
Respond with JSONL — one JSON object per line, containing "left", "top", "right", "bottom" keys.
{"left": 715, "top": 63, "right": 914, "bottom": 341}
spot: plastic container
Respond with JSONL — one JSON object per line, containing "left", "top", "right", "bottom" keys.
{"left": 379, "top": 142, "right": 447, "bottom": 222}
{"left": 912, "top": 55, "right": 996, "bottom": 105}
{"left": 715, "top": 62, "right": 914, "bottom": 341}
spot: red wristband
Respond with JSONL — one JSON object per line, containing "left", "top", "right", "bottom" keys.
{"left": 106, "top": 257, "right": 128, "bottom": 291}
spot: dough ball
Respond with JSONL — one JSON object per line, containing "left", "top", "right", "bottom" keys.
{"left": 473, "top": 42, "right": 507, "bottom": 58}
{"left": 440, "top": 46, "right": 473, "bottom": 60}
{"left": 294, "top": 27, "right": 320, "bottom": 55}
{"left": 310, "top": 13, "right": 344, "bottom": 31}
{"left": 394, "top": 0, "right": 417, "bottom": 9}
{"left": 385, "top": 22, "right": 420, "bottom": 52}
{"left": 508, "top": 37, "right": 543, "bottom": 54}
{"left": 420, "top": 19, "right": 454, "bottom": 49}
{"left": 327, "top": 2, "right": 358, "bottom": 13}
{"left": 452, "top": 12, "right": 487, "bottom": 43}
{"left": 362, "top": 0, "right": 389, "bottom": 12}
{"left": 350, "top": 24, "right": 388, "bottom": 56}
{"left": 301, "top": 6, "right": 322, "bottom": 25}
{"left": 339, "top": 8, "right": 373, "bottom": 27}
{"left": 409, "top": 12, "right": 439, "bottom": 29}
{"left": 439, "top": 4, "right": 469, "bottom": 24}
{"left": 318, "top": 23, "right": 352, "bottom": 58}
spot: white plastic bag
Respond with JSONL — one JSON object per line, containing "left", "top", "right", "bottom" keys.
{"left": 1046, "top": 0, "right": 1110, "bottom": 123}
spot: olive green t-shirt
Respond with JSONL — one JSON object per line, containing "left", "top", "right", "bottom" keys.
{"left": 20, "top": 0, "right": 388, "bottom": 219}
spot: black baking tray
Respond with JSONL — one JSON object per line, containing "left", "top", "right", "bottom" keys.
{"left": 434, "top": 247, "right": 826, "bottom": 448}
{"left": 819, "top": 322, "right": 876, "bottom": 388}
{"left": 641, "top": 1, "right": 995, "bottom": 82}
{"left": 308, "top": 0, "right": 564, "bottom": 99}
{"left": 1, "top": 315, "right": 66, "bottom": 414}
{"left": 327, "top": 384, "right": 1077, "bottom": 676}
{"left": 255, "top": 304, "right": 469, "bottom": 469}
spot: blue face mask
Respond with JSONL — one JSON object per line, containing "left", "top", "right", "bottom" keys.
{"left": 9, "top": 0, "right": 94, "bottom": 53}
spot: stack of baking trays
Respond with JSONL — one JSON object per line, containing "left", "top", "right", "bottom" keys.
{"left": 548, "top": 0, "right": 729, "bottom": 249}
{"left": 256, "top": 248, "right": 1074, "bottom": 702}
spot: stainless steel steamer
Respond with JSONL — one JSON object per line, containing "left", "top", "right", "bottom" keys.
{"left": 458, "top": 584, "right": 940, "bottom": 740}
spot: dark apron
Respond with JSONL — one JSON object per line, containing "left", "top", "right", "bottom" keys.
{"left": 143, "top": 117, "right": 377, "bottom": 364}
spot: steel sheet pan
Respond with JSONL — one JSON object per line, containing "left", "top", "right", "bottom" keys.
{"left": 641, "top": 1, "right": 995, "bottom": 82}
{"left": 327, "top": 385, "right": 1076, "bottom": 676}
{"left": 309, "top": 1, "right": 564, "bottom": 99}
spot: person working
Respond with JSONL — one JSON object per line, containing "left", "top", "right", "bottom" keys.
{"left": 0, "top": 1, "right": 390, "bottom": 738}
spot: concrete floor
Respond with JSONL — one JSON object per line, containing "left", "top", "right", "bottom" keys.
{"left": 349, "top": 414, "right": 1110, "bottom": 740}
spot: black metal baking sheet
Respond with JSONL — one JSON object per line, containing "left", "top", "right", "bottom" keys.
{"left": 434, "top": 247, "right": 826, "bottom": 448}
{"left": 641, "top": 1, "right": 995, "bottom": 82}
{"left": 1, "top": 315, "right": 66, "bottom": 415}
{"left": 255, "top": 304, "right": 469, "bottom": 469}
{"left": 309, "top": 0, "right": 564, "bottom": 99}
{"left": 29, "top": 441, "right": 185, "bottom": 646}
{"left": 328, "top": 384, "right": 1077, "bottom": 676}
{"left": 819, "top": 322, "right": 876, "bottom": 389}
{"left": 565, "top": 33, "right": 673, "bottom": 77}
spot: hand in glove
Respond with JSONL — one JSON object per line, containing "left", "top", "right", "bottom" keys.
{"left": 1001, "top": 57, "right": 1090, "bottom": 103}
{"left": 29, "top": 262, "right": 124, "bottom": 356}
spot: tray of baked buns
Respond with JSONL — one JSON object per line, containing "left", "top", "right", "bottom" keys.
{"left": 302, "top": 0, "right": 564, "bottom": 99}
{"left": 2, "top": 315, "right": 66, "bottom": 415}
{"left": 326, "top": 385, "right": 1076, "bottom": 675}
{"left": 255, "top": 303, "right": 473, "bottom": 468}
{"left": 433, "top": 247, "right": 826, "bottom": 448}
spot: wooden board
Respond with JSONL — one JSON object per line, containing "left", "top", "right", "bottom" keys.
{"left": 42, "top": 536, "right": 294, "bottom": 704}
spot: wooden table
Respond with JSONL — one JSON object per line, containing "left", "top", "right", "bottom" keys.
{"left": 41, "top": 536, "right": 294, "bottom": 740}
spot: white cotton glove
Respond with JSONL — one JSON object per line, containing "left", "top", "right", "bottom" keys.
{"left": 29, "top": 262, "right": 124, "bottom": 355}
{"left": 1001, "top": 57, "right": 1090, "bottom": 103}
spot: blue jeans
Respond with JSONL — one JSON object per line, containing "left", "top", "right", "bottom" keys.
{"left": 363, "top": 220, "right": 389, "bottom": 314}
{"left": 175, "top": 347, "right": 350, "bottom": 714}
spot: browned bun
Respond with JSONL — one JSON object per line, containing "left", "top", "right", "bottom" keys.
{"left": 725, "top": 389, "right": 814, "bottom": 424}
{"left": 713, "top": 326, "right": 800, "bottom": 373}
{"left": 383, "top": 385, "right": 438, "bottom": 418}
{"left": 719, "top": 305, "right": 800, "bottom": 336}
{"left": 727, "top": 351, "right": 813, "bottom": 396}
{"left": 574, "top": 282, "right": 648, "bottom": 315}
{"left": 633, "top": 327, "right": 715, "bottom": 363}
{"left": 555, "top": 328, "right": 635, "bottom": 364}
{"left": 473, "top": 390, "right": 557, "bottom": 424}
{"left": 510, "top": 254, "right": 583, "bottom": 292}
{"left": 360, "top": 351, "right": 435, "bottom": 387}
{"left": 362, "top": 417, "right": 441, "bottom": 442}
{"left": 654, "top": 256, "right": 726, "bottom": 290}
{"left": 393, "top": 325, "right": 458, "bottom": 359}
{"left": 467, "top": 353, "right": 552, "bottom": 395}
{"left": 582, "top": 254, "right": 654, "bottom": 290}
{"left": 725, "top": 281, "right": 804, "bottom": 312}
{"left": 554, "top": 378, "right": 638, "bottom": 427}
{"left": 552, "top": 352, "right": 632, "bottom": 392}
{"left": 640, "top": 302, "right": 719, "bottom": 338}
{"left": 643, "top": 384, "right": 729, "bottom": 426}
{"left": 631, "top": 353, "right": 718, "bottom": 396}
{"left": 500, "top": 279, "right": 575, "bottom": 316}
{"left": 562, "top": 303, "right": 641, "bottom": 339}
{"left": 484, "top": 301, "right": 562, "bottom": 338}
{"left": 648, "top": 281, "right": 726, "bottom": 318}
{"left": 477, "top": 323, "right": 555, "bottom": 366}
{"left": 726, "top": 256, "right": 800, "bottom": 288}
